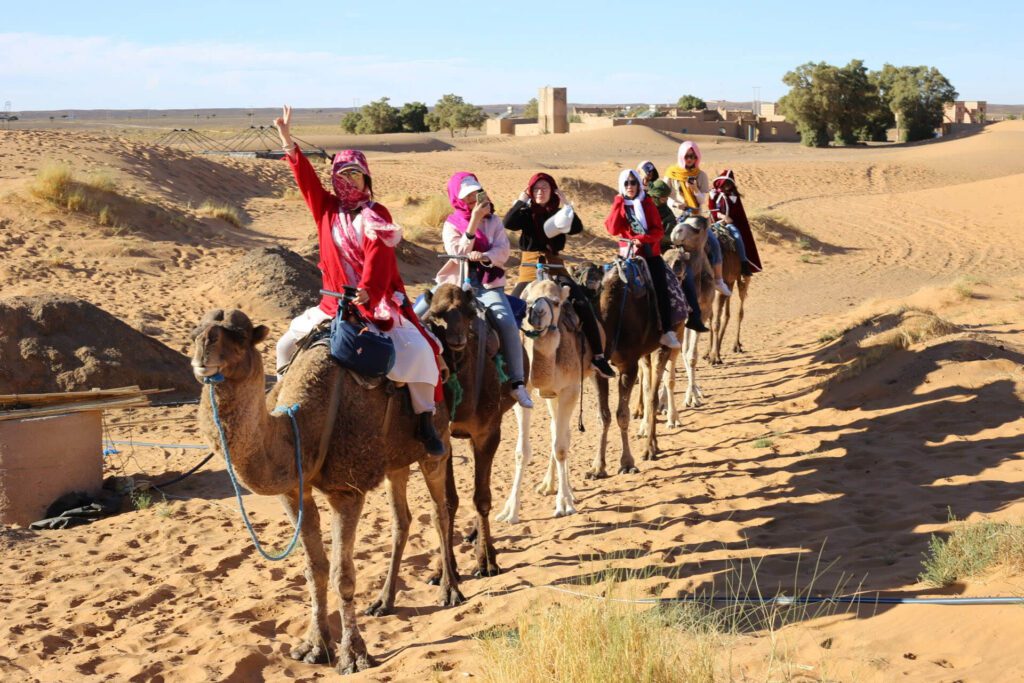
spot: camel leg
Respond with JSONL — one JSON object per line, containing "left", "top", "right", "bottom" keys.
{"left": 711, "top": 292, "right": 729, "bottom": 365}
{"left": 641, "top": 351, "right": 668, "bottom": 461}
{"left": 365, "top": 467, "right": 411, "bottom": 617}
{"left": 325, "top": 491, "right": 375, "bottom": 675}
{"left": 733, "top": 277, "right": 748, "bottom": 353}
{"left": 418, "top": 454, "right": 466, "bottom": 607}
{"left": 496, "top": 404, "right": 533, "bottom": 523}
{"left": 552, "top": 388, "right": 579, "bottom": 517}
{"left": 586, "top": 375, "right": 612, "bottom": 480}
{"left": 471, "top": 429, "right": 502, "bottom": 577}
{"left": 280, "top": 489, "right": 331, "bottom": 665}
{"left": 536, "top": 398, "right": 559, "bottom": 495}
{"left": 633, "top": 354, "right": 648, "bottom": 420}
{"left": 664, "top": 347, "right": 681, "bottom": 428}
{"left": 684, "top": 328, "right": 705, "bottom": 408}
{"left": 616, "top": 364, "right": 641, "bottom": 475}
{"left": 428, "top": 452, "right": 459, "bottom": 585}
{"left": 636, "top": 354, "right": 650, "bottom": 437}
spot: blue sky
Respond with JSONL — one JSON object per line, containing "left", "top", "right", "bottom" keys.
{"left": 2, "top": 1, "right": 1020, "bottom": 110}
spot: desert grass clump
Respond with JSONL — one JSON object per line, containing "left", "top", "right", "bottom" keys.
{"left": 31, "top": 164, "right": 75, "bottom": 205}
{"left": 753, "top": 436, "right": 774, "bottom": 449}
{"left": 817, "top": 328, "right": 841, "bottom": 344}
{"left": 198, "top": 200, "right": 245, "bottom": 227}
{"left": 920, "top": 512, "right": 1024, "bottom": 587}
{"left": 477, "top": 589, "right": 719, "bottom": 683}
{"left": 416, "top": 194, "right": 452, "bottom": 230}
{"left": 279, "top": 187, "right": 303, "bottom": 202}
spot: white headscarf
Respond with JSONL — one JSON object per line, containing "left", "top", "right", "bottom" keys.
{"left": 618, "top": 168, "right": 647, "bottom": 232}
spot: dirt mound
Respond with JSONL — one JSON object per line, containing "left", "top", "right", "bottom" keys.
{"left": 558, "top": 176, "right": 618, "bottom": 215}
{"left": 0, "top": 294, "right": 196, "bottom": 397}
{"left": 207, "top": 245, "right": 322, "bottom": 320}
{"left": 814, "top": 308, "right": 1024, "bottom": 409}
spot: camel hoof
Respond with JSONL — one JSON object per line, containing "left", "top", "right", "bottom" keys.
{"left": 534, "top": 482, "right": 556, "bottom": 496}
{"left": 336, "top": 650, "right": 377, "bottom": 675}
{"left": 465, "top": 527, "right": 479, "bottom": 545}
{"left": 439, "top": 585, "right": 467, "bottom": 607}
{"left": 585, "top": 470, "right": 608, "bottom": 480}
{"left": 733, "top": 345, "right": 745, "bottom": 353}
{"left": 291, "top": 636, "right": 332, "bottom": 665}
{"left": 554, "top": 506, "right": 577, "bottom": 518}
{"left": 426, "top": 572, "right": 442, "bottom": 586}
{"left": 642, "top": 452, "right": 658, "bottom": 462}
{"left": 617, "top": 465, "right": 641, "bottom": 475}
{"left": 474, "top": 563, "right": 502, "bottom": 578}
{"left": 364, "top": 600, "right": 393, "bottom": 617}
{"left": 495, "top": 508, "right": 519, "bottom": 524}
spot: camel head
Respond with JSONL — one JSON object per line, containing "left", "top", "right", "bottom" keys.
{"left": 420, "top": 284, "right": 477, "bottom": 353}
{"left": 671, "top": 215, "right": 709, "bottom": 259}
{"left": 190, "top": 308, "right": 269, "bottom": 383}
{"left": 662, "top": 248, "right": 688, "bottom": 280}
{"left": 569, "top": 261, "right": 603, "bottom": 301}
{"left": 522, "top": 278, "right": 569, "bottom": 340}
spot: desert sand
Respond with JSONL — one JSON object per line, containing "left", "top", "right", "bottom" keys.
{"left": 2, "top": 120, "right": 1023, "bottom": 681}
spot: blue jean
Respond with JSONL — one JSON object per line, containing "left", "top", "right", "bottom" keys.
{"left": 413, "top": 286, "right": 525, "bottom": 385}
{"left": 706, "top": 230, "right": 723, "bottom": 266}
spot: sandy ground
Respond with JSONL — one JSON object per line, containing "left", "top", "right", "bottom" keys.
{"left": 2, "top": 121, "right": 1024, "bottom": 681}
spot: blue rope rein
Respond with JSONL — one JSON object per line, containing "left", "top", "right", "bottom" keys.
{"left": 204, "top": 374, "right": 304, "bottom": 561}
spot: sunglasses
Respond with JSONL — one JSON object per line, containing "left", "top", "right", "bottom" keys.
{"left": 335, "top": 168, "right": 363, "bottom": 179}
{"left": 684, "top": 153, "right": 697, "bottom": 159}
{"left": 623, "top": 179, "right": 639, "bottom": 187}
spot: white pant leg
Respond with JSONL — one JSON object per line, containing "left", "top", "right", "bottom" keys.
{"left": 276, "top": 306, "right": 332, "bottom": 375}
{"left": 408, "top": 381, "right": 436, "bottom": 414}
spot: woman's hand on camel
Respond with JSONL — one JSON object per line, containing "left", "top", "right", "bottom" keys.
{"left": 273, "top": 105, "right": 293, "bottom": 148}
{"left": 353, "top": 288, "right": 369, "bottom": 305}
{"left": 467, "top": 250, "right": 486, "bottom": 262}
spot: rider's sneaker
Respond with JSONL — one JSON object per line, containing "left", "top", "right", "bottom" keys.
{"left": 741, "top": 262, "right": 753, "bottom": 277}
{"left": 591, "top": 355, "right": 615, "bottom": 379}
{"left": 715, "top": 278, "right": 733, "bottom": 297}
{"left": 511, "top": 384, "right": 534, "bottom": 409}
{"left": 416, "top": 412, "right": 446, "bottom": 457}
{"left": 659, "top": 331, "right": 682, "bottom": 349}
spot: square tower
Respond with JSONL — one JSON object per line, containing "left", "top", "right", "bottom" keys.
{"left": 538, "top": 87, "right": 568, "bottom": 134}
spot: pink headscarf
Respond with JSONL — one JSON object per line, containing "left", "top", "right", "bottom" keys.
{"left": 445, "top": 171, "right": 478, "bottom": 233}
{"left": 332, "top": 150, "right": 372, "bottom": 212}
{"left": 677, "top": 140, "right": 702, "bottom": 168}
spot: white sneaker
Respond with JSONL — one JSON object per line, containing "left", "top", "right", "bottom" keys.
{"left": 659, "top": 331, "right": 682, "bottom": 349}
{"left": 512, "top": 385, "right": 534, "bottom": 409}
{"left": 715, "top": 278, "right": 733, "bottom": 297}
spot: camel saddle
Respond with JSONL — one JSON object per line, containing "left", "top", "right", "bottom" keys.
{"left": 710, "top": 221, "right": 738, "bottom": 253}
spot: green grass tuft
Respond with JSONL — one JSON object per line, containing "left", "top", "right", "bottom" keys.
{"left": 920, "top": 511, "right": 1024, "bottom": 587}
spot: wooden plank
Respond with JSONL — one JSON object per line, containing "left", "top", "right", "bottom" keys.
{"left": 0, "top": 387, "right": 170, "bottom": 409}
{"left": 0, "top": 396, "right": 151, "bottom": 421}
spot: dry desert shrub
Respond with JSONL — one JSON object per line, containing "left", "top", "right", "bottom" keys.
{"left": 921, "top": 512, "right": 1024, "bottom": 587}
{"left": 198, "top": 200, "right": 245, "bottom": 227}
{"left": 477, "top": 590, "right": 718, "bottom": 683}
{"left": 416, "top": 194, "right": 451, "bottom": 230}
{"left": 30, "top": 164, "right": 124, "bottom": 229}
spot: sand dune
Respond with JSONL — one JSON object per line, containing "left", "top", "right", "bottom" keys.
{"left": 1, "top": 122, "right": 1023, "bottom": 681}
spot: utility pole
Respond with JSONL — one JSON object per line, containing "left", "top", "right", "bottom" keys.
{"left": 752, "top": 87, "right": 761, "bottom": 117}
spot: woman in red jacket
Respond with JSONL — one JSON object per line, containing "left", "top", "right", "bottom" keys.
{"left": 272, "top": 105, "right": 445, "bottom": 455}
{"left": 604, "top": 169, "right": 681, "bottom": 349}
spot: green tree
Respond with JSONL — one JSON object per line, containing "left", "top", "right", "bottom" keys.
{"left": 676, "top": 94, "right": 707, "bottom": 110}
{"left": 873, "top": 64, "right": 957, "bottom": 142}
{"left": 778, "top": 60, "right": 884, "bottom": 147}
{"left": 341, "top": 110, "right": 362, "bottom": 134}
{"left": 523, "top": 98, "right": 539, "bottom": 117}
{"left": 426, "top": 94, "right": 488, "bottom": 138}
{"left": 355, "top": 97, "right": 402, "bottom": 134}
{"left": 399, "top": 101, "right": 429, "bottom": 132}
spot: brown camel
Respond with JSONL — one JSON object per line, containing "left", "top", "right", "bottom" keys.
{"left": 420, "top": 283, "right": 523, "bottom": 578}
{"left": 191, "top": 309, "right": 463, "bottom": 675}
{"left": 577, "top": 257, "right": 667, "bottom": 478}
{"left": 708, "top": 234, "right": 752, "bottom": 365}
{"left": 496, "top": 277, "right": 593, "bottom": 521}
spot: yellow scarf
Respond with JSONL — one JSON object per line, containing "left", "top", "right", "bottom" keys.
{"left": 665, "top": 164, "right": 701, "bottom": 209}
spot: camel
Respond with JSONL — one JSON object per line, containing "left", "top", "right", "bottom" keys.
{"left": 420, "top": 284, "right": 523, "bottom": 578}
{"left": 575, "top": 257, "right": 667, "bottom": 479}
{"left": 496, "top": 277, "right": 592, "bottom": 522}
{"left": 671, "top": 217, "right": 716, "bottom": 411}
{"left": 191, "top": 309, "right": 463, "bottom": 675}
{"left": 707, "top": 230, "right": 752, "bottom": 365}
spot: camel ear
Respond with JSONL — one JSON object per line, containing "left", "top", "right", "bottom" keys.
{"left": 252, "top": 325, "right": 270, "bottom": 345}
{"left": 560, "top": 285, "right": 571, "bottom": 302}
